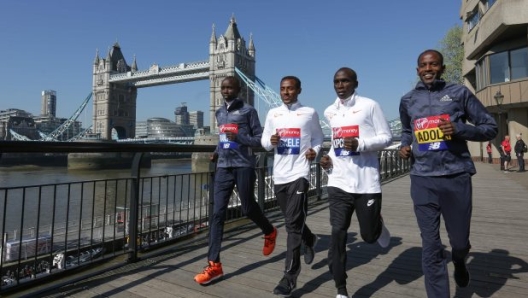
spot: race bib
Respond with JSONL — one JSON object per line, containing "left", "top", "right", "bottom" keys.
{"left": 276, "top": 128, "right": 301, "bottom": 155}
{"left": 414, "top": 114, "right": 451, "bottom": 151}
{"left": 332, "top": 125, "right": 360, "bottom": 156}
{"left": 219, "top": 124, "right": 238, "bottom": 149}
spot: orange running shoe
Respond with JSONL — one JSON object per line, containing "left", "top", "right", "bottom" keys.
{"left": 194, "top": 261, "right": 223, "bottom": 285}
{"left": 263, "top": 227, "right": 277, "bottom": 256}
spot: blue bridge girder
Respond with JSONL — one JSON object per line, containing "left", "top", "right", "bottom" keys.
{"left": 109, "top": 61, "right": 210, "bottom": 88}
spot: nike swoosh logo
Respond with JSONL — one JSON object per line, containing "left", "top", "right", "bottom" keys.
{"left": 367, "top": 199, "right": 374, "bottom": 207}
{"left": 352, "top": 110, "right": 361, "bottom": 114}
{"left": 296, "top": 191, "right": 304, "bottom": 194}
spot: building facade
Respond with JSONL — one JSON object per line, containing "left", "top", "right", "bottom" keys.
{"left": 460, "top": 0, "right": 528, "bottom": 163}
{"left": 41, "top": 90, "right": 57, "bottom": 117}
{"left": 189, "top": 110, "right": 204, "bottom": 129}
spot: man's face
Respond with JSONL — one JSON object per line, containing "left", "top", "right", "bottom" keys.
{"left": 417, "top": 52, "right": 445, "bottom": 87}
{"left": 280, "top": 79, "right": 301, "bottom": 105}
{"left": 333, "top": 70, "right": 357, "bottom": 100}
{"left": 221, "top": 78, "right": 240, "bottom": 101}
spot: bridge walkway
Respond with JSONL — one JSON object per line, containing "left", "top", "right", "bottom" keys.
{"left": 21, "top": 162, "right": 528, "bottom": 298}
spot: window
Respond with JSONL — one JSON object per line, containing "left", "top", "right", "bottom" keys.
{"left": 490, "top": 52, "right": 509, "bottom": 84}
{"left": 485, "top": 47, "right": 528, "bottom": 86}
{"left": 475, "top": 59, "right": 489, "bottom": 90}
{"left": 485, "top": 0, "right": 496, "bottom": 10}
{"left": 467, "top": 8, "right": 480, "bottom": 32}
{"left": 510, "top": 48, "right": 528, "bottom": 81}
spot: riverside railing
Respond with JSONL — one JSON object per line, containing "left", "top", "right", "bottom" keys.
{"left": 0, "top": 141, "right": 409, "bottom": 294}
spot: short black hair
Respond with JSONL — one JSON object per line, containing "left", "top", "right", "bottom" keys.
{"left": 222, "top": 76, "right": 241, "bottom": 88}
{"left": 335, "top": 67, "right": 357, "bottom": 81}
{"left": 280, "top": 76, "right": 301, "bottom": 89}
{"left": 417, "top": 49, "right": 444, "bottom": 65}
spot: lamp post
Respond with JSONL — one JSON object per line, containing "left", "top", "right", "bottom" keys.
{"left": 494, "top": 90, "right": 504, "bottom": 168}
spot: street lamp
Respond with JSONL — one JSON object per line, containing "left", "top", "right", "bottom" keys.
{"left": 494, "top": 90, "right": 504, "bottom": 168}
{"left": 494, "top": 90, "right": 504, "bottom": 106}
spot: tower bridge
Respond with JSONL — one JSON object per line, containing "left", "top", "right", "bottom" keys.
{"left": 78, "top": 15, "right": 400, "bottom": 143}
{"left": 92, "top": 16, "right": 256, "bottom": 140}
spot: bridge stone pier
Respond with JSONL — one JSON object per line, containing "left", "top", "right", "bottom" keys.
{"left": 92, "top": 16, "right": 257, "bottom": 140}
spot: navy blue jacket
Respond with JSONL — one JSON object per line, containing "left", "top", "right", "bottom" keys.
{"left": 399, "top": 80, "right": 497, "bottom": 176}
{"left": 215, "top": 98, "right": 263, "bottom": 168}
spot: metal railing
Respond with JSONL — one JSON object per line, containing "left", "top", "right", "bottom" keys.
{"left": 0, "top": 141, "right": 409, "bottom": 294}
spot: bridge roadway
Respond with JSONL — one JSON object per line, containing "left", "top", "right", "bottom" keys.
{"left": 19, "top": 162, "right": 528, "bottom": 298}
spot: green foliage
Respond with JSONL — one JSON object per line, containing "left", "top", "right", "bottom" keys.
{"left": 439, "top": 24, "right": 463, "bottom": 84}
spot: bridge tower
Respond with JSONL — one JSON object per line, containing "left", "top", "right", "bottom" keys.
{"left": 92, "top": 43, "right": 138, "bottom": 140}
{"left": 208, "top": 16, "right": 256, "bottom": 131}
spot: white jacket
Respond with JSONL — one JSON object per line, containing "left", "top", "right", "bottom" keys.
{"left": 324, "top": 93, "right": 392, "bottom": 193}
{"left": 262, "top": 102, "right": 324, "bottom": 184}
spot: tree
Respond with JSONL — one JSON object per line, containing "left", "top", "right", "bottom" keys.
{"left": 439, "top": 24, "right": 463, "bottom": 84}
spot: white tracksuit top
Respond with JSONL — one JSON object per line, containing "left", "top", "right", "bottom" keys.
{"left": 262, "top": 102, "right": 324, "bottom": 185}
{"left": 324, "top": 93, "right": 392, "bottom": 193}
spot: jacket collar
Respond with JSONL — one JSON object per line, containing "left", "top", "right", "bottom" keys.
{"left": 224, "top": 98, "right": 244, "bottom": 112}
{"left": 333, "top": 93, "right": 358, "bottom": 109}
{"left": 415, "top": 79, "right": 446, "bottom": 91}
{"left": 280, "top": 101, "right": 302, "bottom": 111}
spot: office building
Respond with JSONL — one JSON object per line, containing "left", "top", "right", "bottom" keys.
{"left": 41, "top": 90, "right": 57, "bottom": 117}
{"left": 189, "top": 111, "right": 204, "bottom": 129}
{"left": 460, "top": 0, "right": 528, "bottom": 162}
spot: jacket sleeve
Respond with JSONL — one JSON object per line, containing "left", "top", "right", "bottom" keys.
{"left": 358, "top": 102, "right": 393, "bottom": 151}
{"left": 399, "top": 95, "right": 413, "bottom": 147}
{"left": 452, "top": 87, "right": 498, "bottom": 142}
{"left": 236, "top": 108, "right": 263, "bottom": 147}
{"left": 310, "top": 111, "right": 324, "bottom": 154}
{"left": 261, "top": 111, "right": 275, "bottom": 151}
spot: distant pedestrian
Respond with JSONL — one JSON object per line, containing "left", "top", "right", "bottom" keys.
{"left": 399, "top": 49, "right": 497, "bottom": 298}
{"left": 501, "top": 135, "right": 512, "bottom": 172}
{"left": 320, "top": 67, "right": 392, "bottom": 298}
{"left": 261, "top": 76, "right": 324, "bottom": 297}
{"left": 514, "top": 133, "right": 526, "bottom": 172}
{"left": 486, "top": 141, "right": 492, "bottom": 164}
{"left": 194, "top": 76, "right": 277, "bottom": 285}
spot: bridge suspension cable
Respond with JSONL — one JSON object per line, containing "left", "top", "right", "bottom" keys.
{"left": 9, "top": 129, "right": 34, "bottom": 141}
{"left": 41, "top": 92, "right": 93, "bottom": 141}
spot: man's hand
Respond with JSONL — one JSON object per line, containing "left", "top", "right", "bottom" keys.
{"left": 210, "top": 152, "right": 218, "bottom": 163}
{"left": 399, "top": 146, "right": 412, "bottom": 159}
{"left": 224, "top": 131, "right": 237, "bottom": 141}
{"left": 344, "top": 137, "right": 359, "bottom": 152}
{"left": 438, "top": 118, "right": 455, "bottom": 137}
{"left": 305, "top": 148, "right": 316, "bottom": 161}
{"left": 270, "top": 133, "right": 280, "bottom": 146}
{"left": 320, "top": 154, "right": 333, "bottom": 170}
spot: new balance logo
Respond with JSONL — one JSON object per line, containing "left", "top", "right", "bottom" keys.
{"left": 367, "top": 199, "right": 375, "bottom": 207}
{"left": 439, "top": 95, "right": 453, "bottom": 102}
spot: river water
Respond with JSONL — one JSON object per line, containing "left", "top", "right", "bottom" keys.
{"left": 0, "top": 159, "right": 201, "bottom": 239}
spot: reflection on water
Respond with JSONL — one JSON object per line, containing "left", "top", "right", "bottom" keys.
{"left": 0, "top": 159, "right": 192, "bottom": 187}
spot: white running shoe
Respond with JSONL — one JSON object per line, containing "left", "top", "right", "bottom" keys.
{"left": 377, "top": 218, "right": 391, "bottom": 248}
{"left": 336, "top": 295, "right": 349, "bottom": 298}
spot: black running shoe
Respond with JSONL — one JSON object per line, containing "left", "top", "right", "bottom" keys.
{"left": 304, "top": 234, "right": 318, "bottom": 265}
{"left": 454, "top": 261, "right": 470, "bottom": 287}
{"left": 273, "top": 276, "right": 296, "bottom": 297}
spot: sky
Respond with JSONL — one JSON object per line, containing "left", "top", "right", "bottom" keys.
{"left": 0, "top": 1, "right": 462, "bottom": 128}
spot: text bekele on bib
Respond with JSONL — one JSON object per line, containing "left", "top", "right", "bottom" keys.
{"left": 332, "top": 125, "right": 360, "bottom": 156}
{"left": 219, "top": 124, "right": 238, "bottom": 149}
{"left": 414, "top": 114, "right": 451, "bottom": 151}
{"left": 276, "top": 128, "right": 301, "bottom": 155}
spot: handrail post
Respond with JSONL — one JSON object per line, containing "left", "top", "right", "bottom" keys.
{"left": 128, "top": 152, "right": 144, "bottom": 263}
{"left": 257, "top": 153, "right": 267, "bottom": 210}
{"left": 208, "top": 160, "right": 216, "bottom": 232}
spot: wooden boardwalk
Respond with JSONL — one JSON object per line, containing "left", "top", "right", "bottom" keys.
{"left": 20, "top": 162, "right": 528, "bottom": 298}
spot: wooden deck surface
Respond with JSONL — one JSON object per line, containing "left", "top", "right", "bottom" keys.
{"left": 19, "top": 162, "right": 528, "bottom": 298}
